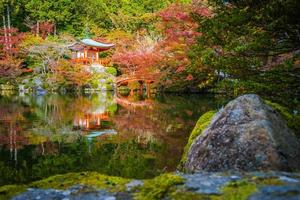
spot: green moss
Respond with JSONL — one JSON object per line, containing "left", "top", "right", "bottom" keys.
{"left": 180, "top": 110, "right": 216, "bottom": 166}
{"left": 134, "top": 173, "right": 184, "bottom": 200}
{"left": 251, "top": 177, "right": 284, "bottom": 186}
{"left": 105, "top": 67, "right": 117, "bottom": 76}
{"left": 265, "top": 100, "right": 300, "bottom": 135}
{"left": 170, "top": 190, "right": 209, "bottom": 200}
{"left": 210, "top": 177, "right": 284, "bottom": 200}
{"left": 0, "top": 185, "right": 27, "bottom": 200}
{"left": 118, "top": 86, "right": 130, "bottom": 96}
{"left": 212, "top": 180, "right": 257, "bottom": 200}
{"left": 30, "top": 172, "right": 131, "bottom": 192}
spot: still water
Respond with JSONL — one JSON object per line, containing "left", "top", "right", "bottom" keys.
{"left": 0, "top": 91, "right": 220, "bottom": 185}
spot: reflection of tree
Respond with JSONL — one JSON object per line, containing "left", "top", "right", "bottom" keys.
{"left": 0, "top": 92, "right": 220, "bottom": 186}
{"left": 0, "top": 92, "right": 118, "bottom": 159}
{"left": 111, "top": 94, "right": 219, "bottom": 172}
{"left": 0, "top": 135, "right": 163, "bottom": 185}
{"left": 0, "top": 100, "right": 29, "bottom": 162}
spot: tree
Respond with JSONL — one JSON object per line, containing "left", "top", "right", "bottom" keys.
{"left": 25, "top": 40, "right": 69, "bottom": 74}
{"left": 48, "top": 60, "right": 92, "bottom": 88}
{"left": 189, "top": 0, "right": 300, "bottom": 103}
{"left": 112, "top": 33, "right": 163, "bottom": 76}
{"left": 112, "top": 2, "right": 213, "bottom": 91}
{"left": 0, "top": 57, "right": 23, "bottom": 79}
{"left": 25, "top": 0, "right": 76, "bottom": 34}
{"left": 0, "top": 27, "right": 24, "bottom": 57}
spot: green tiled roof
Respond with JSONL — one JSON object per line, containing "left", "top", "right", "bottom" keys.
{"left": 81, "top": 39, "right": 114, "bottom": 48}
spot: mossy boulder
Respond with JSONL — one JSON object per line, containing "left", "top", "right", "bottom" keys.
{"left": 185, "top": 94, "right": 300, "bottom": 172}
{"left": 105, "top": 67, "right": 117, "bottom": 76}
{"left": 180, "top": 110, "right": 216, "bottom": 167}
{"left": 87, "top": 73, "right": 115, "bottom": 91}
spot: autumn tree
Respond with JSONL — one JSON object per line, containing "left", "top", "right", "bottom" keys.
{"left": 112, "top": 33, "right": 163, "bottom": 77}
{"left": 48, "top": 60, "right": 92, "bottom": 88}
{"left": 112, "top": 2, "right": 212, "bottom": 91}
{"left": 0, "top": 3, "right": 25, "bottom": 79}
{"left": 25, "top": 40, "right": 69, "bottom": 74}
{"left": 0, "top": 57, "right": 23, "bottom": 78}
{"left": 0, "top": 27, "right": 24, "bottom": 57}
{"left": 155, "top": 2, "right": 213, "bottom": 91}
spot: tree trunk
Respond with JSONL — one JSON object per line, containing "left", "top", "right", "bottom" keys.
{"left": 6, "top": 5, "right": 12, "bottom": 54}
{"left": 36, "top": 21, "right": 39, "bottom": 36}
{"left": 2, "top": 15, "right": 8, "bottom": 53}
{"left": 54, "top": 23, "right": 57, "bottom": 35}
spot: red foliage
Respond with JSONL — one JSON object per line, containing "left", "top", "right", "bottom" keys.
{"left": 112, "top": 3, "right": 212, "bottom": 84}
{"left": 0, "top": 27, "right": 24, "bottom": 78}
{"left": 186, "top": 74, "right": 194, "bottom": 81}
{"left": 31, "top": 21, "right": 55, "bottom": 39}
{"left": 191, "top": 0, "right": 214, "bottom": 18}
{"left": 157, "top": 3, "right": 200, "bottom": 45}
{"left": 0, "top": 27, "right": 24, "bottom": 58}
{"left": 113, "top": 47, "right": 162, "bottom": 76}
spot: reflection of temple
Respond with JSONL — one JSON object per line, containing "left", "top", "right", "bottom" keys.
{"left": 73, "top": 111, "right": 111, "bottom": 130}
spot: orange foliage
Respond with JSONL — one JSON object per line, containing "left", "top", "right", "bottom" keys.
{"left": 49, "top": 60, "right": 92, "bottom": 87}
{"left": 0, "top": 57, "right": 23, "bottom": 78}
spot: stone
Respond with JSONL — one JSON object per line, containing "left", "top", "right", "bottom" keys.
{"left": 248, "top": 185, "right": 300, "bottom": 200}
{"left": 182, "top": 172, "right": 241, "bottom": 194}
{"left": 12, "top": 185, "right": 117, "bottom": 200}
{"left": 185, "top": 94, "right": 300, "bottom": 172}
{"left": 126, "top": 180, "right": 143, "bottom": 192}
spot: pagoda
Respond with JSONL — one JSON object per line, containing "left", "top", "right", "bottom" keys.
{"left": 69, "top": 38, "right": 115, "bottom": 65}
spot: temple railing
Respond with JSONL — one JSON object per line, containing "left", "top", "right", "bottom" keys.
{"left": 71, "top": 57, "right": 111, "bottom": 66}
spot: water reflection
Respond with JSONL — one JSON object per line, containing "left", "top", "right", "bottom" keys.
{"left": 0, "top": 91, "right": 219, "bottom": 185}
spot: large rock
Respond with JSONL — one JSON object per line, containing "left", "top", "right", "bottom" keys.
{"left": 185, "top": 94, "right": 300, "bottom": 172}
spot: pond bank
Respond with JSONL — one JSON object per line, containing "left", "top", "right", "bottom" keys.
{"left": 1, "top": 171, "right": 300, "bottom": 200}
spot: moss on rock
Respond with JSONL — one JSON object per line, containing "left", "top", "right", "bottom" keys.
{"left": 212, "top": 180, "right": 257, "bottom": 200}
{"left": 0, "top": 184, "right": 27, "bottom": 200}
{"left": 134, "top": 173, "right": 184, "bottom": 200}
{"left": 170, "top": 190, "right": 209, "bottom": 200}
{"left": 0, "top": 172, "right": 297, "bottom": 200}
{"left": 180, "top": 110, "right": 216, "bottom": 166}
{"left": 30, "top": 172, "right": 131, "bottom": 192}
{"left": 265, "top": 100, "right": 300, "bottom": 135}
{"left": 211, "top": 177, "right": 284, "bottom": 200}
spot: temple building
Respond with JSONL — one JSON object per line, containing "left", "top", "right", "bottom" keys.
{"left": 69, "top": 38, "right": 114, "bottom": 66}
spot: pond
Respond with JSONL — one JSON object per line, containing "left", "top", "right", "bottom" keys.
{"left": 0, "top": 91, "right": 221, "bottom": 186}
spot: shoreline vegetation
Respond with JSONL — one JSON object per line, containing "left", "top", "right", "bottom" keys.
{"left": 0, "top": 0, "right": 299, "bottom": 106}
